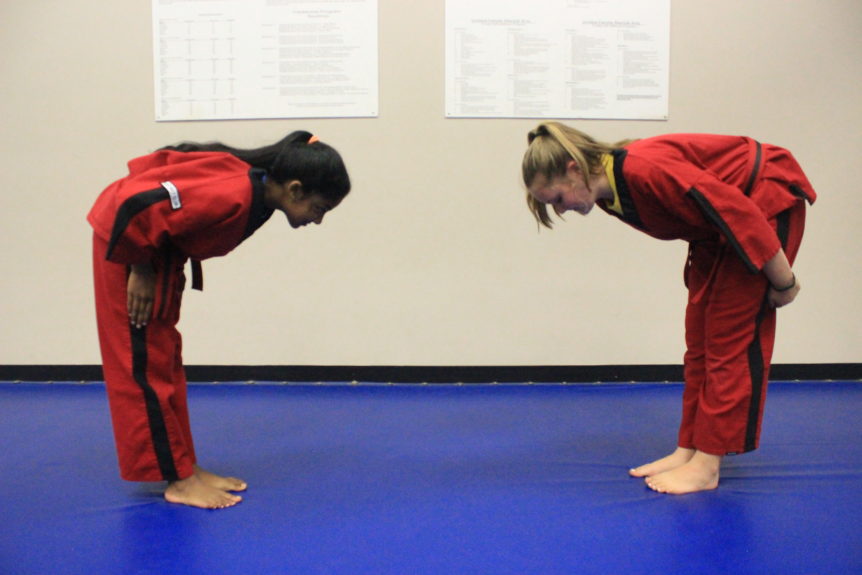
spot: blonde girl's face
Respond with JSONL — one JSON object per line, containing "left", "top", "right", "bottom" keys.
{"left": 528, "top": 163, "right": 595, "bottom": 216}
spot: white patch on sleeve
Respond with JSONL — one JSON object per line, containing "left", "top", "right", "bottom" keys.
{"left": 161, "top": 181, "right": 182, "bottom": 210}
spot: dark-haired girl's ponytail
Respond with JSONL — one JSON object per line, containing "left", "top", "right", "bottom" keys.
{"left": 158, "top": 130, "right": 350, "bottom": 203}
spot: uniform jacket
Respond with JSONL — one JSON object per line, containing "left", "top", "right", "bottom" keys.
{"left": 600, "top": 134, "right": 816, "bottom": 273}
{"left": 88, "top": 150, "right": 273, "bottom": 267}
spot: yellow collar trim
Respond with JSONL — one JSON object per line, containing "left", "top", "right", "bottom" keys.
{"left": 602, "top": 154, "right": 622, "bottom": 215}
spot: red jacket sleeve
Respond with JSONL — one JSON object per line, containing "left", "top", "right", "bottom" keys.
{"left": 683, "top": 171, "right": 782, "bottom": 273}
{"left": 621, "top": 151, "right": 781, "bottom": 273}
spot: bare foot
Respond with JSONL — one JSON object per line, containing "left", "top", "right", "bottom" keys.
{"left": 194, "top": 465, "right": 248, "bottom": 492}
{"left": 629, "top": 447, "right": 695, "bottom": 478}
{"left": 644, "top": 450, "right": 721, "bottom": 495}
{"left": 164, "top": 473, "right": 243, "bottom": 509}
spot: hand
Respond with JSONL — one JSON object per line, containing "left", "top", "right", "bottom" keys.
{"left": 768, "top": 276, "right": 800, "bottom": 308}
{"left": 128, "top": 264, "right": 156, "bottom": 328}
{"left": 762, "top": 250, "right": 799, "bottom": 309}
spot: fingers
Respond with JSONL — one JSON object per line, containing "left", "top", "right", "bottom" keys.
{"left": 127, "top": 267, "right": 157, "bottom": 329}
{"left": 768, "top": 282, "right": 800, "bottom": 309}
{"left": 127, "top": 293, "right": 153, "bottom": 328}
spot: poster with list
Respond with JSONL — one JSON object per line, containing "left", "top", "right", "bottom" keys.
{"left": 445, "top": 0, "right": 670, "bottom": 119}
{"left": 153, "top": 0, "right": 378, "bottom": 121}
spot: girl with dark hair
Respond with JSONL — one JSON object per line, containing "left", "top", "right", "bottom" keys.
{"left": 522, "top": 122, "right": 815, "bottom": 494}
{"left": 88, "top": 131, "right": 350, "bottom": 508}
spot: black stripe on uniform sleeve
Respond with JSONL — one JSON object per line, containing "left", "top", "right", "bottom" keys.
{"left": 687, "top": 187, "right": 759, "bottom": 273}
{"left": 106, "top": 188, "right": 170, "bottom": 260}
{"left": 743, "top": 141, "right": 762, "bottom": 196}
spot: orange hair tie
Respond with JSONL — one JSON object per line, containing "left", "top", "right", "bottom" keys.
{"left": 308, "top": 135, "right": 320, "bottom": 144}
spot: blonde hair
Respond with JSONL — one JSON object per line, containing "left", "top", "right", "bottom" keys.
{"left": 522, "top": 122, "right": 628, "bottom": 228}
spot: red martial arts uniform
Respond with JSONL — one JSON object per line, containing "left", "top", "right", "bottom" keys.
{"left": 89, "top": 150, "right": 273, "bottom": 481}
{"left": 598, "top": 135, "right": 816, "bottom": 455}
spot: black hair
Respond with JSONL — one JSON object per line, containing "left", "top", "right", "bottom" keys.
{"left": 160, "top": 130, "right": 351, "bottom": 202}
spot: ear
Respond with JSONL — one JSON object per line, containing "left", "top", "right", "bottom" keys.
{"left": 285, "top": 180, "right": 304, "bottom": 200}
{"left": 565, "top": 160, "right": 581, "bottom": 175}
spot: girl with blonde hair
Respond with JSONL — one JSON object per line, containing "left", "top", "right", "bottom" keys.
{"left": 522, "top": 122, "right": 815, "bottom": 494}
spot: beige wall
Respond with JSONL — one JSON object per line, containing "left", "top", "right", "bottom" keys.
{"left": 1, "top": 1, "right": 859, "bottom": 367}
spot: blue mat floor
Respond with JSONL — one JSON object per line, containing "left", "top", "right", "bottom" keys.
{"left": 1, "top": 381, "right": 860, "bottom": 574}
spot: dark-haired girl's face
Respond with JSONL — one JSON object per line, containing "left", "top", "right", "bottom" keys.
{"left": 265, "top": 180, "right": 342, "bottom": 228}
{"left": 284, "top": 192, "right": 342, "bottom": 228}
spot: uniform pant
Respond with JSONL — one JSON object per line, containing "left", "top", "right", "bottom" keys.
{"left": 679, "top": 201, "right": 806, "bottom": 455}
{"left": 92, "top": 234, "right": 195, "bottom": 482}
